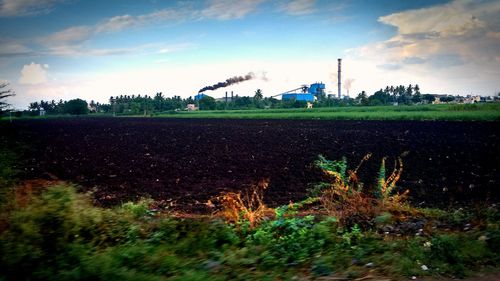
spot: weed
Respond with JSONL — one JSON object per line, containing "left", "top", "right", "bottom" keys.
{"left": 0, "top": 181, "right": 498, "bottom": 280}
{"left": 376, "top": 156, "right": 408, "bottom": 206}
{"left": 209, "top": 178, "right": 269, "bottom": 228}
{"left": 121, "top": 198, "right": 155, "bottom": 219}
{"left": 341, "top": 224, "right": 363, "bottom": 246}
{"left": 314, "top": 154, "right": 412, "bottom": 227}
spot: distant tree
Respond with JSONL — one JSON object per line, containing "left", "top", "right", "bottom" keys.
{"left": 422, "top": 94, "right": 436, "bottom": 104}
{"left": 356, "top": 91, "right": 369, "bottom": 106}
{"left": 89, "top": 100, "right": 97, "bottom": 113}
{"left": 253, "top": 89, "right": 264, "bottom": 108}
{"left": 234, "top": 96, "right": 253, "bottom": 108}
{"left": 369, "top": 89, "right": 391, "bottom": 105}
{"left": 29, "top": 101, "right": 40, "bottom": 111}
{"left": 0, "top": 83, "right": 14, "bottom": 113}
{"left": 414, "top": 84, "right": 420, "bottom": 95}
{"left": 254, "top": 89, "right": 263, "bottom": 101}
{"left": 406, "top": 84, "right": 413, "bottom": 96}
{"left": 440, "top": 96, "right": 455, "bottom": 103}
{"left": 63, "top": 99, "right": 89, "bottom": 115}
{"left": 198, "top": 96, "right": 216, "bottom": 110}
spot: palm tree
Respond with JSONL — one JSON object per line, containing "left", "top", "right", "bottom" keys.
{"left": 414, "top": 84, "right": 420, "bottom": 95}
{"left": 254, "top": 89, "right": 263, "bottom": 100}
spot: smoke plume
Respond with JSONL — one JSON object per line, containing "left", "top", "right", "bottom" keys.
{"left": 199, "top": 72, "right": 255, "bottom": 93}
{"left": 343, "top": 78, "right": 355, "bottom": 93}
{"left": 330, "top": 71, "right": 338, "bottom": 84}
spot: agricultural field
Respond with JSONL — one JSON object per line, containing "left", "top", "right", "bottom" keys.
{"left": 157, "top": 104, "right": 500, "bottom": 121}
{"left": 1, "top": 117, "right": 499, "bottom": 280}
{"left": 2, "top": 117, "right": 498, "bottom": 210}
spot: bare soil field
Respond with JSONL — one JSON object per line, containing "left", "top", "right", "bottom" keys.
{"left": 2, "top": 118, "right": 498, "bottom": 212}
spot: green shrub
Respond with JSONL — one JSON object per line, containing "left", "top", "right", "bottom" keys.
{"left": 0, "top": 184, "right": 133, "bottom": 279}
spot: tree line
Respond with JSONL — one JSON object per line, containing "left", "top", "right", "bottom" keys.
{"left": 4, "top": 82, "right": 479, "bottom": 117}
{"left": 354, "top": 84, "right": 435, "bottom": 106}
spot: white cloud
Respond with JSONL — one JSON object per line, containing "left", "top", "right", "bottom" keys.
{"left": 96, "top": 9, "right": 187, "bottom": 33}
{"left": 42, "top": 26, "right": 94, "bottom": 45}
{"left": 0, "top": 0, "right": 65, "bottom": 17}
{"left": 0, "top": 41, "right": 34, "bottom": 57}
{"left": 36, "top": 6, "right": 196, "bottom": 56}
{"left": 19, "top": 62, "right": 48, "bottom": 85}
{"left": 280, "top": 0, "right": 316, "bottom": 15}
{"left": 202, "top": 0, "right": 264, "bottom": 20}
{"left": 36, "top": 0, "right": 265, "bottom": 57}
{"left": 44, "top": 42, "right": 194, "bottom": 57}
{"left": 379, "top": 2, "right": 486, "bottom": 37}
{"left": 348, "top": 0, "right": 500, "bottom": 95}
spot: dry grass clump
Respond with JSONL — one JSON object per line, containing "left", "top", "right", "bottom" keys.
{"left": 208, "top": 178, "right": 269, "bottom": 228}
{"left": 377, "top": 156, "right": 409, "bottom": 210}
{"left": 315, "top": 153, "right": 410, "bottom": 226}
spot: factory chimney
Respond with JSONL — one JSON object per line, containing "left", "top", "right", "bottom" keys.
{"left": 337, "top": 58, "right": 342, "bottom": 99}
{"left": 225, "top": 91, "right": 228, "bottom": 103}
{"left": 231, "top": 91, "right": 234, "bottom": 101}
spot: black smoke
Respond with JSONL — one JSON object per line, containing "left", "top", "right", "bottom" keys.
{"left": 199, "top": 72, "right": 255, "bottom": 93}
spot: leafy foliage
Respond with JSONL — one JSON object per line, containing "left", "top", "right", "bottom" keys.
{"left": 0, "top": 183, "right": 499, "bottom": 280}
{"left": 63, "top": 99, "right": 89, "bottom": 115}
{"left": 376, "top": 156, "right": 409, "bottom": 205}
{"left": 314, "top": 154, "right": 411, "bottom": 227}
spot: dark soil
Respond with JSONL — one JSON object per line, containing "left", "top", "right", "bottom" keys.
{"left": 1, "top": 118, "right": 498, "bottom": 212}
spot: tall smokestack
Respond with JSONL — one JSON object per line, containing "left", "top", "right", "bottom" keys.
{"left": 231, "top": 91, "right": 233, "bottom": 101}
{"left": 338, "top": 58, "right": 342, "bottom": 99}
{"left": 225, "top": 91, "right": 228, "bottom": 103}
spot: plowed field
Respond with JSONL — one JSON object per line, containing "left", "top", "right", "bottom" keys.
{"left": 2, "top": 118, "right": 498, "bottom": 212}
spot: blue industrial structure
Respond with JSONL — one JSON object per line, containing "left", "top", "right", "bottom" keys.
{"left": 279, "top": 82, "right": 325, "bottom": 102}
{"left": 308, "top": 83, "right": 325, "bottom": 96}
{"left": 282, "top": 93, "right": 316, "bottom": 102}
{"left": 194, "top": 82, "right": 326, "bottom": 103}
{"left": 194, "top": 93, "right": 208, "bottom": 101}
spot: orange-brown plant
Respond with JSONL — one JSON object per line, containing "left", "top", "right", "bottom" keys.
{"left": 316, "top": 154, "right": 378, "bottom": 226}
{"left": 316, "top": 153, "right": 410, "bottom": 227}
{"left": 209, "top": 178, "right": 269, "bottom": 228}
{"left": 377, "top": 157, "right": 409, "bottom": 202}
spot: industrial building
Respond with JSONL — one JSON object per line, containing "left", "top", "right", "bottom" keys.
{"left": 279, "top": 82, "right": 325, "bottom": 102}
{"left": 194, "top": 93, "right": 208, "bottom": 101}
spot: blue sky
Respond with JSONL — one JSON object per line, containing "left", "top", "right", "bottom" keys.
{"left": 0, "top": 0, "right": 499, "bottom": 109}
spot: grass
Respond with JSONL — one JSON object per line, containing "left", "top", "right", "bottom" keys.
{"left": 155, "top": 103, "right": 500, "bottom": 121}
{"left": 2, "top": 103, "right": 499, "bottom": 121}
{"left": 0, "top": 183, "right": 498, "bottom": 280}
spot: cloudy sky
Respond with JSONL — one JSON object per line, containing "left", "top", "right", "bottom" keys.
{"left": 0, "top": 0, "right": 499, "bottom": 109}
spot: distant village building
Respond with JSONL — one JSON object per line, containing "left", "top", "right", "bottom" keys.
{"left": 463, "top": 95, "right": 481, "bottom": 104}
{"left": 186, "top": 104, "right": 198, "bottom": 111}
{"left": 39, "top": 109, "right": 46, "bottom": 116}
{"left": 432, "top": 94, "right": 482, "bottom": 104}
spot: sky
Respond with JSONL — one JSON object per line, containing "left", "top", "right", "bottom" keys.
{"left": 0, "top": 0, "right": 499, "bottom": 109}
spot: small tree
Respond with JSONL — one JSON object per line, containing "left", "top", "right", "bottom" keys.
{"left": 63, "top": 99, "right": 89, "bottom": 115}
{"left": 356, "top": 91, "right": 369, "bottom": 106}
{"left": 253, "top": 89, "right": 264, "bottom": 108}
{"left": 0, "top": 83, "right": 15, "bottom": 113}
{"left": 422, "top": 94, "right": 436, "bottom": 104}
{"left": 254, "top": 89, "right": 263, "bottom": 100}
{"left": 198, "top": 96, "right": 216, "bottom": 110}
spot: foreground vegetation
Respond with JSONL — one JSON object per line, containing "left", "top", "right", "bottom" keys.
{"left": 1, "top": 183, "right": 499, "bottom": 281}
{"left": 0, "top": 149, "right": 498, "bottom": 280}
